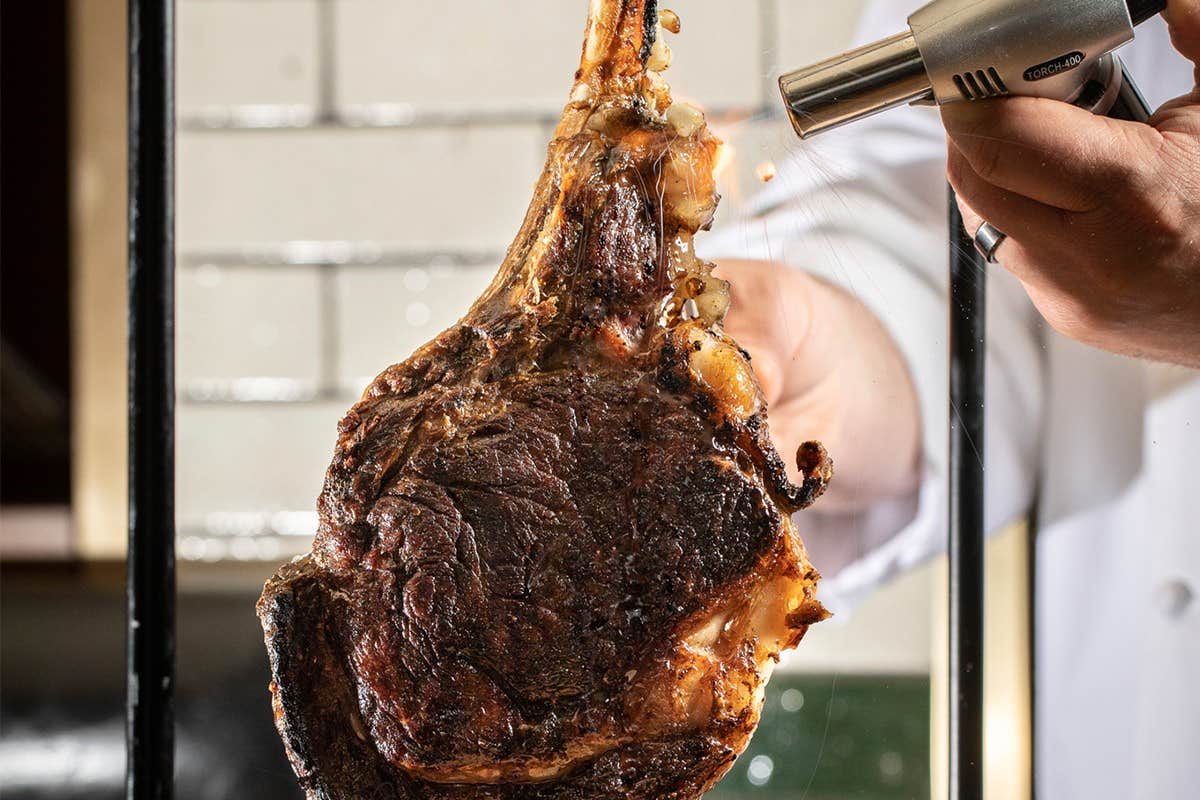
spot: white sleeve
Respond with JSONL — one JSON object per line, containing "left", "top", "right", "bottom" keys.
{"left": 700, "top": 110, "right": 1046, "bottom": 615}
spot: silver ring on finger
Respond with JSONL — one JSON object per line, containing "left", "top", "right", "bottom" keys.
{"left": 974, "top": 221, "right": 1007, "bottom": 264}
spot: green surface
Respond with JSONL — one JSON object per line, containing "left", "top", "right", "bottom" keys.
{"left": 707, "top": 674, "right": 930, "bottom": 800}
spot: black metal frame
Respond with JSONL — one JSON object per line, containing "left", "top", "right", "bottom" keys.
{"left": 123, "top": 5, "right": 995, "bottom": 799}
{"left": 127, "top": 1, "right": 176, "bottom": 798}
{"left": 948, "top": 192, "right": 987, "bottom": 800}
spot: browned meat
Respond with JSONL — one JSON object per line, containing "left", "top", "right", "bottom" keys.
{"left": 257, "top": 1, "right": 831, "bottom": 797}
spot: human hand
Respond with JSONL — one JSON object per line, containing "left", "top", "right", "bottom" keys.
{"left": 943, "top": 0, "right": 1200, "bottom": 367}
{"left": 716, "top": 260, "right": 921, "bottom": 514}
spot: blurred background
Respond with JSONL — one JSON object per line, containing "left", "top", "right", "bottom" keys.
{"left": 0, "top": 1, "right": 1030, "bottom": 798}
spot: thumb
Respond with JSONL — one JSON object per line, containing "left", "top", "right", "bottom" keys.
{"left": 1167, "top": 0, "right": 1200, "bottom": 72}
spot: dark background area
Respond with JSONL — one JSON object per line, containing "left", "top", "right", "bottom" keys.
{"left": 1, "top": 0, "right": 73, "bottom": 505}
{"left": 1, "top": 562, "right": 929, "bottom": 799}
{"left": 1, "top": 564, "right": 300, "bottom": 799}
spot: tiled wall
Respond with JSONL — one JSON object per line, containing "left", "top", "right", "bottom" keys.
{"left": 175, "top": 0, "right": 868, "bottom": 560}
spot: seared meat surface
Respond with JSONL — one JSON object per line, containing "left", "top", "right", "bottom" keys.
{"left": 258, "top": 2, "right": 831, "bottom": 797}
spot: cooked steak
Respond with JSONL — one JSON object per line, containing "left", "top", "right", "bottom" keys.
{"left": 257, "top": 1, "right": 831, "bottom": 797}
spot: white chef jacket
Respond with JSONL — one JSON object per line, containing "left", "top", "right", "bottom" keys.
{"left": 701, "top": 5, "right": 1200, "bottom": 798}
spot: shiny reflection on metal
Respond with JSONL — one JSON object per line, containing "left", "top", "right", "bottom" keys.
{"left": 948, "top": 188, "right": 987, "bottom": 800}
{"left": 778, "top": 31, "right": 932, "bottom": 139}
{"left": 909, "top": 0, "right": 1135, "bottom": 108}
{"left": 974, "top": 222, "right": 1007, "bottom": 264}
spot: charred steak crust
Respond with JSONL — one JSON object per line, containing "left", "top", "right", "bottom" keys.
{"left": 263, "top": 559, "right": 738, "bottom": 800}
{"left": 259, "top": 2, "right": 831, "bottom": 797}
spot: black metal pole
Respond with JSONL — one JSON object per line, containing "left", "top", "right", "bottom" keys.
{"left": 948, "top": 188, "right": 986, "bottom": 800}
{"left": 127, "top": 1, "right": 175, "bottom": 798}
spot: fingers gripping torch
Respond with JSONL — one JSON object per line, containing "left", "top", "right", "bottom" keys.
{"left": 776, "top": 3, "right": 1164, "bottom": 799}
{"left": 780, "top": 0, "right": 1164, "bottom": 259}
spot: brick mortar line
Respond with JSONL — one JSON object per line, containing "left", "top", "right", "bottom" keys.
{"left": 176, "top": 106, "right": 779, "bottom": 132}
{"left": 178, "top": 250, "right": 506, "bottom": 268}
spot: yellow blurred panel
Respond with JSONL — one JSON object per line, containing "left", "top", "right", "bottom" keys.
{"left": 69, "top": 0, "right": 128, "bottom": 558}
{"left": 931, "top": 522, "right": 1033, "bottom": 800}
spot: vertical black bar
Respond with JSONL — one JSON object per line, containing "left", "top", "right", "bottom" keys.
{"left": 948, "top": 188, "right": 985, "bottom": 800}
{"left": 127, "top": 1, "right": 175, "bottom": 798}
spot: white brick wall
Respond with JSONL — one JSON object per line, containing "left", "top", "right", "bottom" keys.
{"left": 178, "top": 264, "right": 324, "bottom": 385}
{"left": 332, "top": 0, "right": 767, "bottom": 116}
{"left": 666, "top": 0, "right": 767, "bottom": 110}
{"left": 334, "top": 263, "right": 496, "bottom": 393}
{"left": 776, "top": 0, "right": 870, "bottom": 69}
{"left": 332, "top": 0, "right": 583, "bottom": 117}
{"left": 176, "top": 401, "right": 345, "bottom": 522}
{"left": 178, "top": 0, "right": 322, "bottom": 116}
{"left": 178, "top": 125, "right": 544, "bottom": 249}
{"left": 176, "top": 0, "right": 868, "bottom": 549}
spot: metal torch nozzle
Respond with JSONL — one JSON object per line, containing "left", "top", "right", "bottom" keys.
{"left": 778, "top": 30, "right": 933, "bottom": 140}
